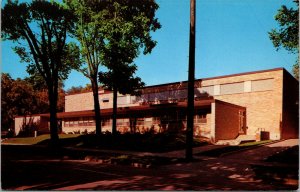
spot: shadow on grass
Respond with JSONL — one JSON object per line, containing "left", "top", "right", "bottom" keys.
{"left": 37, "top": 132, "right": 208, "bottom": 153}
{"left": 251, "top": 145, "right": 299, "bottom": 189}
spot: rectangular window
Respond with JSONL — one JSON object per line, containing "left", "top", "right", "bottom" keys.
{"left": 220, "top": 82, "right": 244, "bottom": 95}
{"left": 101, "top": 118, "right": 111, "bottom": 126}
{"left": 69, "top": 121, "right": 74, "bottom": 127}
{"left": 251, "top": 78, "right": 274, "bottom": 92}
{"left": 117, "top": 96, "right": 127, "bottom": 105}
{"left": 116, "top": 118, "right": 129, "bottom": 126}
{"left": 102, "top": 98, "right": 109, "bottom": 103}
{"left": 153, "top": 117, "right": 160, "bottom": 124}
{"left": 194, "top": 114, "right": 207, "bottom": 124}
{"left": 87, "top": 117, "right": 95, "bottom": 126}
{"left": 137, "top": 118, "right": 144, "bottom": 126}
{"left": 197, "top": 86, "right": 214, "bottom": 96}
{"left": 64, "top": 120, "right": 69, "bottom": 127}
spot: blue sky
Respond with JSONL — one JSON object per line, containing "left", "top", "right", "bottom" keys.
{"left": 1, "top": 0, "right": 297, "bottom": 89}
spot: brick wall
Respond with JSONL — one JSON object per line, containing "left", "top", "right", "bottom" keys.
{"left": 65, "top": 92, "right": 116, "bottom": 112}
{"left": 63, "top": 68, "right": 296, "bottom": 140}
{"left": 203, "top": 70, "right": 283, "bottom": 140}
{"left": 214, "top": 100, "right": 245, "bottom": 141}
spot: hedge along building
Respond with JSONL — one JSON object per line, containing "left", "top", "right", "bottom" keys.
{"left": 14, "top": 68, "right": 299, "bottom": 143}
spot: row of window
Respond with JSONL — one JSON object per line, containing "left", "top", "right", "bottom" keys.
{"left": 105, "top": 79, "right": 274, "bottom": 104}
{"left": 63, "top": 115, "right": 207, "bottom": 127}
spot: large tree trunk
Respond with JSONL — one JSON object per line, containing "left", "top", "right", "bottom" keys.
{"left": 91, "top": 78, "right": 102, "bottom": 135}
{"left": 48, "top": 80, "right": 59, "bottom": 146}
{"left": 112, "top": 87, "right": 117, "bottom": 135}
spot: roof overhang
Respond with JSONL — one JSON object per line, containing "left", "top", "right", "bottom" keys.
{"left": 45, "top": 99, "right": 215, "bottom": 119}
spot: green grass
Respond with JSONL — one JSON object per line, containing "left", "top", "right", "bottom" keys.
{"left": 74, "top": 133, "right": 208, "bottom": 153}
{"left": 239, "top": 140, "right": 272, "bottom": 147}
{"left": 2, "top": 134, "right": 81, "bottom": 145}
{"left": 196, "top": 140, "right": 273, "bottom": 157}
{"left": 2, "top": 132, "right": 207, "bottom": 153}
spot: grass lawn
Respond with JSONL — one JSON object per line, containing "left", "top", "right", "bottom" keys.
{"left": 196, "top": 140, "right": 273, "bottom": 157}
{"left": 3, "top": 132, "right": 208, "bottom": 153}
{"left": 72, "top": 132, "right": 207, "bottom": 153}
{"left": 2, "top": 132, "right": 207, "bottom": 153}
{"left": 2, "top": 134, "right": 81, "bottom": 145}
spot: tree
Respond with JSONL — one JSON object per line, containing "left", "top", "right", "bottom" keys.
{"left": 24, "top": 75, "right": 66, "bottom": 113}
{"left": 269, "top": 0, "right": 299, "bottom": 79}
{"left": 1, "top": 73, "right": 16, "bottom": 131}
{"left": 65, "top": 0, "right": 106, "bottom": 135}
{"left": 1, "top": 73, "right": 65, "bottom": 135}
{"left": 97, "top": 0, "right": 161, "bottom": 135}
{"left": 66, "top": 0, "right": 161, "bottom": 136}
{"left": 2, "top": 1, "right": 80, "bottom": 144}
{"left": 99, "top": 64, "right": 145, "bottom": 135}
{"left": 66, "top": 84, "right": 93, "bottom": 95}
{"left": 1, "top": 73, "right": 37, "bottom": 132}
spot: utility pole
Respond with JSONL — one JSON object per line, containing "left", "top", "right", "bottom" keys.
{"left": 186, "top": 0, "right": 196, "bottom": 161}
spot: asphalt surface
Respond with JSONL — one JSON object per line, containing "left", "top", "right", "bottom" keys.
{"left": 1, "top": 139, "right": 298, "bottom": 190}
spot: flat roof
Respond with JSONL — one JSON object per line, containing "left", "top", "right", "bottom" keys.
{"left": 40, "top": 99, "right": 215, "bottom": 118}
{"left": 65, "top": 67, "right": 286, "bottom": 96}
{"left": 143, "top": 67, "right": 285, "bottom": 89}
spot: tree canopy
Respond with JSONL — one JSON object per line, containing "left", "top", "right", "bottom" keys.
{"left": 97, "top": 0, "right": 161, "bottom": 135}
{"left": 2, "top": 1, "right": 80, "bottom": 143}
{"left": 269, "top": 0, "right": 299, "bottom": 79}
{"left": 66, "top": 0, "right": 161, "bottom": 135}
{"left": 1, "top": 73, "right": 65, "bottom": 132}
{"left": 65, "top": 0, "right": 108, "bottom": 135}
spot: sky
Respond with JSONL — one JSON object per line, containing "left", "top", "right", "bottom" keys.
{"left": 1, "top": 0, "right": 297, "bottom": 90}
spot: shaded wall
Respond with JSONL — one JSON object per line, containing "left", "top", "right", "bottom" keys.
{"left": 14, "top": 115, "right": 49, "bottom": 136}
{"left": 214, "top": 100, "right": 246, "bottom": 141}
{"left": 281, "top": 70, "right": 299, "bottom": 139}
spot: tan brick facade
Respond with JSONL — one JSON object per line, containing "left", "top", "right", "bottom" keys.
{"left": 203, "top": 70, "right": 284, "bottom": 140}
{"left": 15, "top": 68, "right": 298, "bottom": 142}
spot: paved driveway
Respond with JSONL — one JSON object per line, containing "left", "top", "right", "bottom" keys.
{"left": 1, "top": 139, "right": 298, "bottom": 190}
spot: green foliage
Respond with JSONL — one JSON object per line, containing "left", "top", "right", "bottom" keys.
{"left": 1, "top": 73, "right": 37, "bottom": 131}
{"left": 2, "top": 1, "right": 80, "bottom": 80}
{"left": 269, "top": 0, "right": 299, "bottom": 79}
{"left": 1, "top": 73, "right": 66, "bottom": 131}
{"left": 2, "top": 134, "right": 81, "bottom": 145}
{"left": 2, "top": 1, "right": 80, "bottom": 142}
{"left": 93, "top": 0, "right": 161, "bottom": 135}
{"left": 66, "top": 84, "right": 93, "bottom": 94}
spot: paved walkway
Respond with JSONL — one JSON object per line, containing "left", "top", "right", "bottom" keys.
{"left": 59, "top": 139, "right": 299, "bottom": 190}
{"left": 2, "top": 139, "right": 298, "bottom": 190}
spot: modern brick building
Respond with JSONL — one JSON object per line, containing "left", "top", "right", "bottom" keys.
{"left": 14, "top": 68, "right": 299, "bottom": 143}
